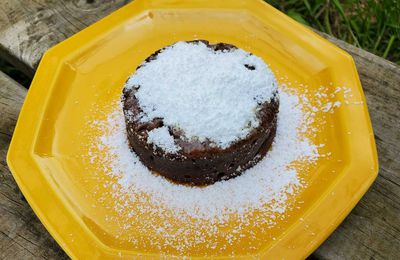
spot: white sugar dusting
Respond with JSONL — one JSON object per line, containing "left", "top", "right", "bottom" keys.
{"left": 125, "top": 41, "right": 278, "bottom": 148}
{"left": 147, "top": 126, "right": 181, "bottom": 154}
{"left": 95, "top": 90, "right": 317, "bottom": 220}
{"left": 83, "top": 71, "right": 365, "bottom": 253}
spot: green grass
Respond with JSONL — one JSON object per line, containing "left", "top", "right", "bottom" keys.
{"left": 266, "top": 0, "right": 400, "bottom": 64}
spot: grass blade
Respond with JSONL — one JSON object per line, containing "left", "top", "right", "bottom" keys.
{"left": 303, "top": 0, "right": 312, "bottom": 14}
{"left": 373, "top": 24, "right": 386, "bottom": 52}
{"left": 324, "top": 8, "right": 333, "bottom": 35}
{"left": 383, "top": 35, "right": 396, "bottom": 59}
{"left": 332, "top": 0, "right": 360, "bottom": 47}
{"left": 287, "top": 10, "right": 310, "bottom": 26}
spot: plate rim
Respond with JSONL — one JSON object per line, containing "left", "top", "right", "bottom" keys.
{"left": 7, "top": 0, "right": 379, "bottom": 259}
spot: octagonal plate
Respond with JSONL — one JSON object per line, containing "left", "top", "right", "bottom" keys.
{"left": 7, "top": 0, "right": 378, "bottom": 258}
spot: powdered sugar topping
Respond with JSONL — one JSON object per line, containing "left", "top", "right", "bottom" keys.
{"left": 147, "top": 126, "right": 181, "bottom": 153}
{"left": 125, "top": 41, "right": 278, "bottom": 148}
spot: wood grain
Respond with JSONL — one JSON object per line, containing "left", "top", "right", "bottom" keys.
{"left": 0, "top": 0, "right": 130, "bottom": 77}
{"left": 0, "top": 71, "right": 68, "bottom": 259}
{"left": 0, "top": 1, "right": 399, "bottom": 258}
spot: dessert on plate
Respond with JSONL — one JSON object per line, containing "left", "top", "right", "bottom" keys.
{"left": 122, "top": 40, "right": 279, "bottom": 186}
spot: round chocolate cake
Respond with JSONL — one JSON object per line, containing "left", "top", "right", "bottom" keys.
{"left": 122, "top": 40, "right": 279, "bottom": 186}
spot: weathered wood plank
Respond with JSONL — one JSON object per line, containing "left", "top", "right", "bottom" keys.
{"left": 0, "top": 0, "right": 130, "bottom": 76}
{"left": 313, "top": 34, "right": 400, "bottom": 260}
{"left": 0, "top": 71, "right": 68, "bottom": 259}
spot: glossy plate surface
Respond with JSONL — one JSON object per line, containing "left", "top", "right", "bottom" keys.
{"left": 7, "top": 0, "right": 378, "bottom": 258}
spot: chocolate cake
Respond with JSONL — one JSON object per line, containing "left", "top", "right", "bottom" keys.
{"left": 122, "top": 40, "right": 279, "bottom": 186}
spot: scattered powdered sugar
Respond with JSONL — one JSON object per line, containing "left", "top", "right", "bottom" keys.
{"left": 94, "top": 90, "right": 318, "bottom": 221}
{"left": 79, "top": 64, "right": 370, "bottom": 254}
{"left": 147, "top": 126, "right": 181, "bottom": 154}
{"left": 82, "top": 79, "right": 369, "bottom": 253}
{"left": 125, "top": 41, "right": 278, "bottom": 148}
{"left": 78, "top": 49, "right": 369, "bottom": 254}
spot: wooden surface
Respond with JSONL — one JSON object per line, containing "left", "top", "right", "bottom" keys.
{"left": 0, "top": 0, "right": 129, "bottom": 77}
{"left": 0, "top": 1, "right": 399, "bottom": 259}
{"left": 0, "top": 71, "right": 68, "bottom": 259}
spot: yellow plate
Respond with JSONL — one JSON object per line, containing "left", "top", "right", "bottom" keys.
{"left": 7, "top": 0, "right": 378, "bottom": 259}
